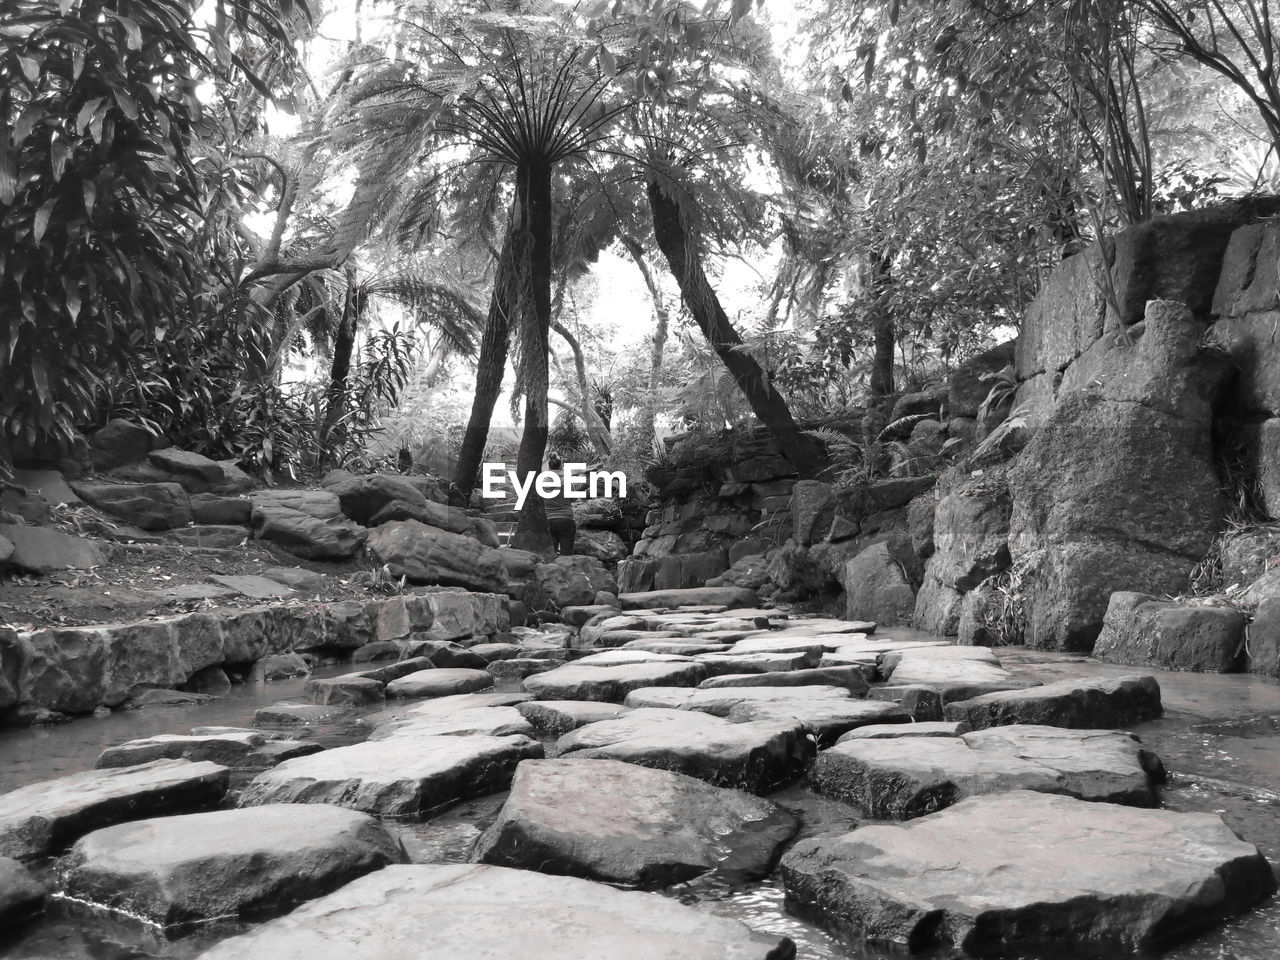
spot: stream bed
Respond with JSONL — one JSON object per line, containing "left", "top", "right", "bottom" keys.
{"left": 0, "top": 652, "right": 1277, "bottom": 960}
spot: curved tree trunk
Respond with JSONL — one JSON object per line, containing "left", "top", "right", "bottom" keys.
{"left": 620, "top": 235, "right": 669, "bottom": 452}
{"left": 453, "top": 221, "right": 519, "bottom": 500}
{"left": 646, "top": 180, "right": 827, "bottom": 479}
{"left": 551, "top": 318, "right": 611, "bottom": 456}
{"left": 512, "top": 159, "right": 554, "bottom": 554}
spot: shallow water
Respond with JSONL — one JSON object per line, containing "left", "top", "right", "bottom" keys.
{"left": 1, "top": 652, "right": 1278, "bottom": 959}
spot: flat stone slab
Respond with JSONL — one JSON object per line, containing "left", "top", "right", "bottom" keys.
{"left": 390, "top": 692, "right": 531, "bottom": 717}
{"left": 838, "top": 721, "right": 970, "bottom": 740}
{"left": 0, "top": 523, "right": 105, "bottom": 574}
{"left": 0, "top": 760, "right": 229, "bottom": 860}
{"left": 524, "top": 662, "right": 708, "bottom": 703}
{"left": 811, "top": 725, "right": 1165, "bottom": 818}
{"left": 192, "top": 864, "right": 796, "bottom": 960}
{"left": 239, "top": 734, "right": 542, "bottom": 818}
{"left": 0, "top": 856, "right": 44, "bottom": 926}
{"left": 486, "top": 658, "right": 559, "bottom": 680}
{"left": 349, "top": 656, "right": 436, "bottom": 685}
{"left": 727, "top": 699, "right": 911, "bottom": 744}
{"left": 572, "top": 650, "right": 694, "bottom": 667}
{"left": 881, "top": 655, "right": 1033, "bottom": 700}
{"left": 729, "top": 637, "right": 827, "bottom": 657}
{"left": 369, "top": 707, "right": 534, "bottom": 741}
{"left": 62, "top": 804, "right": 403, "bottom": 927}
{"left": 944, "top": 674, "right": 1164, "bottom": 729}
{"left": 253, "top": 703, "right": 351, "bottom": 726}
{"left": 695, "top": 651, "right": 818, "bottom": 675}
{"left": 618, "top": 587, "right": 759, "bottom": 610}
{"left": 517, "top": 700, "right": 631, "bottom": 736}
{"left": 207, "top": 574, "right": 295, "bottom": 599}
{"left": 385, "top": 668, "right": 494, "bottom": 699}
{"left": 622, "top": 685, "right": 852, "bottom": 717}
{"left": 305, "top": 675, "right": 385, "bottom": 706}
{"left": 472, "top": 759, "right": 798, "bottom": 888}
{"left": 96, "top": 732, "right": 264, "bottom": 769}
{"left": 878, "top": 645, "right": 1000, "bottom": 672}
{"left": 781, "top": 790, "right": 1275, "bottom": 955}
{"left": 699, "top": 667, "right": 870, "bottom": 696}
{"left": 622, "top": 640, "right": 731, "bottom": 655}
{"left": 554, "top": 708, "right": 808, "bottom": 794}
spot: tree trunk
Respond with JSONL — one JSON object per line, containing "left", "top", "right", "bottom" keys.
{"left": 551, "top": 318, "right": 611, "bottom": 457}
{"left": 868, "top": 248, "right": 895, "bottom": 397}
{"left": 320, "top": 268, "right": 359, "bottom": 463}
{"left": 453, "top": 221, "right": 519, "bottom": 499}
{"left": 646, "top": 180, "right": 826, "bottom": 478}
{"left": 620, "top": 235, "right": 669, "bottom": 452}
{"left": 512, "top": 159, "right": 554, "bottom": 553}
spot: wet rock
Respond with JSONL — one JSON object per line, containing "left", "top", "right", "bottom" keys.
{"left": 727, "top": 698, "right": 911, "bottom": 744}
{"left": 811, "top": 725, "right": 1163, "bottom": 818}
{"left": 62, "top": 804, "right": 403, "bottom": 927}
{"left": 370, "top": 706, "right": 534, "bottom": 741}
{"left": 623, "top": 684, "right": 852, "bottom": 717}
{"left": 253, "top": 703, "right": 350, "bottom": 726}
{"left": 71, "top": 481, "right": 191, "bottom": 530}
{"left": 1094, "top": 592, "right": 1247, "bottom": 672}
{"left": 524, "top": 661, "right": 707, "bottom": 702}
{"left": 349, "top": 656, "right": 435, "bottom": 685}
{"left": 368, "top": 520, "right": 507, "bottom": 592}
{"left": 945, "top": 674, "right": 1164, "bottom": 729}
{"left": 624, "top": 639, "right": 730, "bottom": 656}
{"left": 410, "top": 640, "right": 487, "bottom": 670}
{"left": 96, "top": 732, "right": 264, "bottom": 769}
{"left": 487, "top": 658, "right": 559, "bottom": 680}
{"left": 781, "top": 790, "right": 1275, "bottom": 955}
{"left": 239, "top": 734, "right": 542, "bottom": 817}
{"left": 251, "top": 653, "right": 311, "bottom": 681}
{"left": 838, "top": 720, "right": 968, "bottom": 740}
{"left": 695, "top": 650, "right": 819, "bottom": 675}
{"left": 390, "top": 691, "right": 531, "bottom": 718}
{"left": 699, "top": 667, "right": 870, "bottom": 696}
{"left": 190, "top": 493, "right": 252, "bottom": 526}
{"left": 251, "top": 490, "right": 367, "bottom": 560}
{"left": 0, "top": 855, "right": 44, "bottom": 926}
{"left": 562, "top": 603, "right": 619, "bottom": 627}
{"left": 472, "top": 758, "right": 798, "bottom": 887}
{"left": 517, "top": 700, "right": 631, "bottom": 736}
{"left": 619, "top": 587, "right": 758, "bottom": 610}
{"left": 867, "top": 684, "right": 945, "bottom": 720}
{"left": 243, "top": 740, "right": 325, "bottom": 768}
{"left": 0, "top": 523, "right": 105, "bottom": 574}
{"left": 556, "top": 708, "right": 809, "bottom": 793}
{"left": 0, "top": 760, "right": 229, "bottom": 859}
{"left": 127, "top": 688, "right": 215, "bottom": 708}
{"left": 469, "top": 642, "right": 522, "bottom": 661}
{"left": 385, "top": 668, "right": 493, "bottom": 699}
{"left": 305, "top": 675, "right": 385, "bottom": 706}
{"left": 880, "top": 653, "right": 1033, "bottom": 701}
{"left": 191, "top": 863, "right": 796, "bottom": 960}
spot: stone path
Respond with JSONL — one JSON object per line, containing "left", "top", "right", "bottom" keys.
{"left": 0, "top": 586, "right": 1273, "bottom": 960}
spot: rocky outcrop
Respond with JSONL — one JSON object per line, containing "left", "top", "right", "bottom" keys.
{"left": 367, "top": 520, "right": 507, "bottom": 592}
{"left": 1008, "top": 301, "right": 1228, "bottom": 650}
{"left": 192, "top": 864, "right": 797, "bottom": 960}
{"left": 472, "top": 759, "right": 798, "bottom": 888}
{"left": 71, "top": 481, "right": 191, "bottom": 530}
{"left": 781, "top": 790, "right": 1275, "bottom": 956}
{"left": 250, "top": 490, "right": 366, "bottom": 560}
{"left": 60, "top": 805, "right": 403, "bottom": 927}
{"left": 840, "top": 541, "right": 916, "bottom": 625}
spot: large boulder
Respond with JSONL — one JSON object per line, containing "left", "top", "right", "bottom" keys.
{"left": 0, "top": 760, "right": 229, "bottom": 860}
{"left": 96, "top": 732, "right": 265, "bottom": 769}
{"left": 1093, "top": 592, "right": 1247, "bottom": 672}
{"left": 948, "top": 341, "right": 1016, "bottom": 418}
{"left": 841, "top": 542, "right": 916, "bottom": 625}
{"left": 781, "top": 791, "right": 1274, "bottom": 956}
{"left": 368, "top": 520, "right": 507, "bottom": 592}
{"left": 0, "top": 523, "right": 105, "bottom": 574}
{"left": 148, "top": 448, "right": 253, "bottom": 494}
{"left": 88, "top": 419, "right": 157, "bottom": 471}
{"left": 472, "top": 759, "right": 798, "bottom": 888}
{"left": 1008, "top": 301, "right": 1228, "bottom": 650}
{"left": 250, "top": 490, "right": 366, "bottom": 560}
{"left": 944, "top": 674, "right": 1163, "bottom": 730}
{"left": 71, "top": 481, "right": 191, "bottom": 530}
{"left": 60, "top": 805, "right": 403, "bottom": 927}
{"left": 927, "top": 466, "right": 1012, "bottom": 592}
{"left": 191, "top": 864, "right": 797, "bottom": 960}
{"left": 573, "top": 528, "right": 629, "bottom": 562}
{"left": 0, "top": 856, "right": 44, "bottom": 926}
{"left": 523, "top": 662, "right": 707, "bottom": 703}
{"left": 324, "top": 473, "right": 429, "bottom": 526}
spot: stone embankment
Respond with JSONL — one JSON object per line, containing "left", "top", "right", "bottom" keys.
{"left": 0, "top": 589, "right": 1274, "bottom": 959}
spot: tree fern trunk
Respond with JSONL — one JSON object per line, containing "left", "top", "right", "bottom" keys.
{"left": 646, "top": 180, "right": 826, "bottom": 479}
{"left": 621, "top": 236, "right": 669, "bottom": 452}
{"left": 868, "top": 248, "right": 895, "bottom": 398}
{"left": 512, "top": 159, "right": 554, "bottom": 553}
{"left": 453, "top": 222, "right": 518, "bottom": 499}
{"left": 320, "top": 271, "right": 359, "bottom": 464}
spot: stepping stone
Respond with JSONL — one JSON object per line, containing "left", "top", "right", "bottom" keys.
{"left": 623, "top": 684, "right": 852, "bottom": 717}
{"left": 838, "top": 721, "right": 970, "bottom": 740}
{"left": 251, "top": 653, "right": 311, "bottom": 681}
{"left": 944, "top": 675, "right": 1164, "bottom": 729}
{"left": 700, "top": 666, "right": 870, "bottom": 695}
{"left": 191, "top": 725, "right": 292, "bottom": 741}
{"left": 781, "top": 791, "right": 1275, "bottom": 955}
{"left": 622, "top": 639, "right": 731, "bottom": 655}
{"left": 385, "top": 668, "right": 494, "bottom": 699}
{"left": 409, "top": 641, "right": 487, "bottom": 670}
{"left": 239, "top": 735, "right": 543, "bottom": 818}
{"left": 572, "top": 650, "right": 693, "bottom": 667}
{"left": 242, "top": 740, "right": 325, "bottom": 768}
{"left": 390, "top": 691, "right": 531, "bottom": 717}
{"left": 811, "top": 725, "right": 1164, "bottom": 818}
{"left": 0, "top": 856, "right": 44, "bottom": 926}
{"left": 868, "top": 684, "right": 944, "bottom": 720}
{"left": 618, "top": 587, "right": 759, "bottom": 610}
{"left": 517, "top": 701, "right": 631, "bottom": 736}
{"left": 61, "top": 805, "right": 402, "bottom": 927}
{"left": 468, "top": 642, "right": 523, "bottom": 661}
{"left": 727, "top": 699, "right": 911, "bottom": 744}
{"left": 880, "top": 654, "right": 1034, "bottom": 701}
{"left": 789, "top": 618, "right": 877, "bottom": 634}
{"left": 555, "top": 708, "right": 808, "bottom": 794}
{"left": 254, "top": 703, "right": 350, "bottom": 726}
{"left": 524, "top": 662, "right": 708, "bottom": 703}
{"left": 487, "top": 659, "right": 560, "bottom": 680}
{"left": 370, "top": 707, "right": 534, "bottom": 741}
{"left": 0, "top": 760, "right": 229, "bottom": 859}
{"left": 695, "top": 650, "right": 818, "bottom": 675}
{"left": 305, "top": 675, "right": 385, "bottom": 706}
{"left": 878, "top": 645, "right": 1000, "bottom": 674}
{"left": 191, "top": 863, "right": 796, "bottom": 960}
{"left": 349, "top": 657, "right": 435, "bottom": 685}
{"left": 96, "top": 732, "right": 264, "bottom": 769}
{"left": 730, "top": 637, "right": 827, "bottom": 657}
{"left": 472, "top": 758, "right": 798, "bottom": 888}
